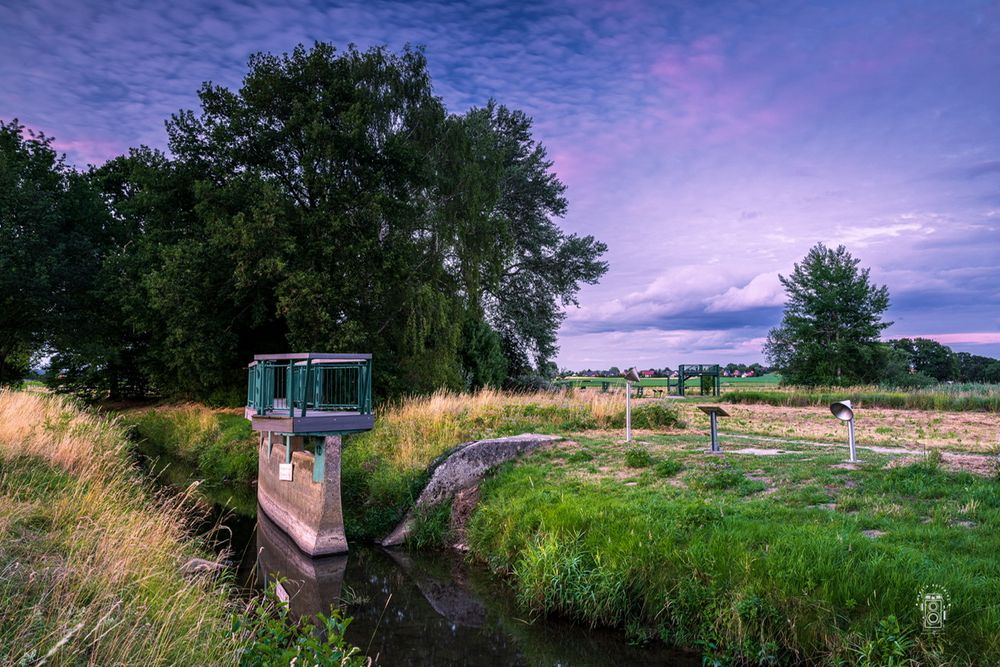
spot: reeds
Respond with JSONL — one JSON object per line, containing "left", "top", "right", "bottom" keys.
{"left": 0, "top": 390, "right": 241, "bottom": 665}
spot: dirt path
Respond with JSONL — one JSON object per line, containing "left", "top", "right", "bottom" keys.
{"left": 679, "top": 402, "right": 1000, "bottom": 453}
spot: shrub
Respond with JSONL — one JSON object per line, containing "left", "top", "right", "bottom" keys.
{"left": 234, "top": 583, "right": 366, "bottom": 666}
{"left": 655, "top": 458, "right": 683, "bottom": 477}
{"left": 615, "top": 402, "right": 684, "bottom": 429}
{"left": 624, "top": 445, "right": 653, "bottom": 468}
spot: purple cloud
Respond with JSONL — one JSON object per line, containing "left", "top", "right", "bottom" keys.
{"left": 2, "top": 0, "right": 999, "bottom": 367}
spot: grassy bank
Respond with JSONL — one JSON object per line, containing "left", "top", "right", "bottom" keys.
{"left": 0, "top": 391, "right": 365, "bottom": 666}
{"left": 120, "top": 392, "right": 683, "bottom": 540}
{"left": 121, "top": 404, "right": 258, "bottom": 485}
{"left": 465, "top": 434, "right": 1000, "bottom": 665}
{"left": 723, "top": 384, "right": 1000, "bottom": 412}
{"left": 342, "top": 390, "right": 683, "bottom": 539}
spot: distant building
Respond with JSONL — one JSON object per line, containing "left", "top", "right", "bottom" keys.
{"left": 639, "top": 369, "right": 656, "bottom": 378}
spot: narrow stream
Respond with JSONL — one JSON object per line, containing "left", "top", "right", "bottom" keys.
{"left": 137, "top": 448, "right": 700, "bottom": 666}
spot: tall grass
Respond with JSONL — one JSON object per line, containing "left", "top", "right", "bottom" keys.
{"left": 341, "top": 389, "right": 683, "bottom": 539}
{"left": 468, "top": 454, "right": 1000, "bottom": 665}
{"left": 0, "top": 390, "right": 243, "bottom": 665}
{"left": 724, "top": 384, "right": 1000, "bottom": 412}
{"left": 122, "top": 404, "right": 258, "bottom": 485}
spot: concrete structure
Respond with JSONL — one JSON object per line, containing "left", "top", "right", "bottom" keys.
{"left": 381, "top": 433, "right": 561, "bottom": 547}
{"left": 247, "top": 353, "right": 373, "bottom": 556}
{"left": 257, "top": 432, "right": 348, "bottom": 555}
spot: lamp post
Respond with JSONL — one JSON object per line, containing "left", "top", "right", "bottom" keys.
{"left": 622, "top": 367, "right": 640, "bottom": 442}
{"left": 830, "top": 400, "right": 859, "bottom": 463}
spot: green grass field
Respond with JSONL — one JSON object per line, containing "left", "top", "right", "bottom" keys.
{"left": 466, "top": 433, "right": 1000, "bottom": 665}
{"left": 560, "top": 373, "right": 782, "bottom": 391}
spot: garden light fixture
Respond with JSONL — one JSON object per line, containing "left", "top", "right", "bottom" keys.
{"left": 830, "top": 399, "right": 859, "bottom": 463}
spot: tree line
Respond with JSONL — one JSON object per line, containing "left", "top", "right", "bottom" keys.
{"left": 765, "top": 243, "right": 1000, "bottom": 386}
{"left": 0, "top": 43, "right": 608, "bottom": 401}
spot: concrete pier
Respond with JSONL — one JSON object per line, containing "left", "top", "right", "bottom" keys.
{"left": 257, "top": 433, "right": 348, "bottom": 556}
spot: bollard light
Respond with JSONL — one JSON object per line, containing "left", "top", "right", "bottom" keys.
{"left": 830, "top": 400, "right": 859, "bottom": 463}
{"left": 622, "top": 367, "right": 640, "bottom": 442}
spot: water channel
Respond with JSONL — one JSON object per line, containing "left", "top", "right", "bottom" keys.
{"left": 139, "top": 449, "right": 700, "bottom": 666}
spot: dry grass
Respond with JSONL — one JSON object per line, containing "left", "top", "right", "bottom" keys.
{"left": 679, "top": 402, "right": 1000, "bottom": 453}
{"left": 0, "top": 390, "right": 241, "bottom": 666}
{"left": 363, "top": 388, "right": 625, "bottom": 471}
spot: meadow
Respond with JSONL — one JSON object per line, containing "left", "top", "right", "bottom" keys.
{"left": 0, "top": 391, "right": 364, "bottom": 666}
{"left": 722, "top": 383, "right": 1000, "bottom": 412}
{"left": 465, "top": 432, "right": 1000, "bottom": 665}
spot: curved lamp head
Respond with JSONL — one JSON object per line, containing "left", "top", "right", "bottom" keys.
{"left": 830, "top": 400, "right": 854, "bottom": 421}
{"left": 623, "top": 367, "right": 641, "bottom": 383}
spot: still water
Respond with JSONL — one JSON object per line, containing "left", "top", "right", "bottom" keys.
{"left": 252, "top": 511, "right": 699, "bottom": 666}
{"left": 138, "top": 448, "right": 699, "bottom": 665}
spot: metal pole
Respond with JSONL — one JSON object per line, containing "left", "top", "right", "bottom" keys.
{"left": 710, "top": 412, "right": 720, "bottom": 452}
{"left": 625, "top": 380, "right": 632, "bottom": 442}
{"left": 848, "top": 419, "right": 857, "bottom": 463}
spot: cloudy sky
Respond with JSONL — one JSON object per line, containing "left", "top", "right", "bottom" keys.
{"left": 2, "top": 0, "right": 999, "bottom": 369}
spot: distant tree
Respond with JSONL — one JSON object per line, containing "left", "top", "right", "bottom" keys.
{"left": 889, "top": 338, "right": 955, "bottom": 381}
{"left": 985, "top": 362, "right": 1000, "bottom": 383}
{"left": 764, "top": 243, "right": 891, "bottom": 386}
{"left": 954, "top": 352, "right": 1000, "bottom": 383}
{"left": 607, "top": 366, "right": 621, "bottom": 376}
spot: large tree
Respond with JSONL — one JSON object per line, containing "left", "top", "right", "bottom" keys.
{"left": 764, "top": 243, "right": 891, "bottom": 385}
{"left": 0, "top": 120, "right": 110, "bottom": 386}
{"left": 56, "top": 43, "right": 606, "bottom": 400}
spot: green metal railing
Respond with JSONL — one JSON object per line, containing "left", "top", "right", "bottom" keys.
{"left": 247, "top": 356, "right": 372, "bottom": 418}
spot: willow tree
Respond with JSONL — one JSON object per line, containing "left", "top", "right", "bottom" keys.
{"left": 764, "top": 243, "right": 891, "bottom": 386}
{"left": 83, "top": 42, "right": 606, "bottom": 399}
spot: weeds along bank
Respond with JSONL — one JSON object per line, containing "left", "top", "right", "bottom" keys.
{"left": 464, "top": 435, "right": 1000, "bottom": 666}
{"left": 123, "top": 390, "right": 684, "bottom": 539}
{"left": 0, "top": 391, "right": 364, "bottom": 666}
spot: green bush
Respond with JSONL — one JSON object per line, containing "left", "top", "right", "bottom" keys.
{"left": 654, "top": 458, "right": 683, "bottom": 477}
{"left": 624, "top": 446, "right": 653, "bottom": 468}
{"left": 612, "top": 402, "right": 684, "bottom": 429}
{"left": 234, "top": 583, "right": 366, "bottom": 666}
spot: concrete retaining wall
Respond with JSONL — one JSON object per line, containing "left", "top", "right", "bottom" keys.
{"left": 380, "top": 433, "right": 561, "bottom": 547}
{"left": 257, "top": 433, "right": 348, "bottom": 556}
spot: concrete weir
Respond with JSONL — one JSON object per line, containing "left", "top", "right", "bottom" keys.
{"left": 257, "top": 433, "right": 348, "bottom": 556}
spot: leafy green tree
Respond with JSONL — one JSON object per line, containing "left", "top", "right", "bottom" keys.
{"left": 459, "top": 316, "right": 508, "bottom": 389}
{"left": 888, "top": 337, "right": 955, "bottom": 381}
{"left": 61, "top": 42, "right": 607, "bottom": 400}
{"left": 764, "top": 243, "right": 891, "bottom": 385}
{"left": 0, "top": 120, "right": 111, "bottom": 386}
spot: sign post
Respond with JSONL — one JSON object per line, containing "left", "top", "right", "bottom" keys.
{"left": 697, "top": 405, "right": 729, "bottom": 452}
{"left": 622, "top": 367, "right": 640, "bottom": 442}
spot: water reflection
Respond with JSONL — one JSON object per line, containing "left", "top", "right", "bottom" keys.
{"left": 255, "top": 509, "right": 699, "bottom": 666}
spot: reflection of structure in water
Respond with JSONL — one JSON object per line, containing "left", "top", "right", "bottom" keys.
{"left": 382, "top": 548, "right": 486, "bottom": 628}
{"left": 256, "top": 507, "right": 347, "bottom": 619}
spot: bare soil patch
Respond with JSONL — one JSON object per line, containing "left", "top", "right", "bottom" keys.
{"left": 679, "top": 403, "right": 1000, "bottom": 453}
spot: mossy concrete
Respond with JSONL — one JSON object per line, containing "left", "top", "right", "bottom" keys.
{"left": 380, "top": 433, "right": 561, "bottom": 547}
{"left": 257, "top": 433, "right": 348, "bottom": 556}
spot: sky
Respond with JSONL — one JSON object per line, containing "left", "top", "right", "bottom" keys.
{"left": 2, "top": 0, "right": 999, "bottom": 370}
